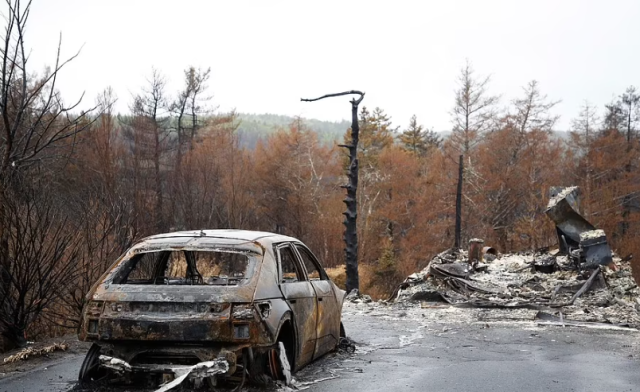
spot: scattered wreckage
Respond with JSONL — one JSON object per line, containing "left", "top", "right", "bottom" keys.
{"left": 395, "top": 186, "right": 640, "bottom": 330}
{"left": 77, "top": 230, "right": 346, "bottom": 390}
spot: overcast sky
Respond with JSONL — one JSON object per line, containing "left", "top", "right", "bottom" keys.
{"left": 26, "top": 0, "right": 640, "bottom": 132}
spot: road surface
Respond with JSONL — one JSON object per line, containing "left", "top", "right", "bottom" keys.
{"left": 306, "top": 303, "right": 640, "bottom": 392}
{"left": 1, "top": 301, "right": 639, "bottom": 392}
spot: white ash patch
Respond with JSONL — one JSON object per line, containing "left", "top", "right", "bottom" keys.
{"left": 471, "top": 253, "right": 533, "bottom": 289}
{"left": 547, "top": 186, "right": 578, "bottom": 208}
{"left": 580, "top": 229, "right": 606, "bottom": 241}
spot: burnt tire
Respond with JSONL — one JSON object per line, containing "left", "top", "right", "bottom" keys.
{"left": 247, "top": 351, "right": 271, "bottom": 385}
{"left": 267, "top": 342, "right": 292, "bottom": 385}
{"left": 78, "top": 343, "right": 101, "bottom": 382}
{"left": 247, "top": 344, "right": 291, "bottom": 385}
{"left": 249, "top": 328, "right": 295, "bottom": 385}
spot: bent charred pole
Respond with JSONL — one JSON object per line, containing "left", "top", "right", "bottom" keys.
{"left": 301, "top": 90, "right": 364, "bottom": 293}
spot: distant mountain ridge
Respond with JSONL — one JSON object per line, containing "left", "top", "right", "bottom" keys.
{"left": 235, "top": 113, "right": 569, "bottom": 149}
{"left": 236, "top": 113, "right": 351, "bottom": 149}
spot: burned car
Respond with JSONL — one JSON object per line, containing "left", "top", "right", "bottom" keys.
{"left": 78, "top": 229, "right": 346, "bottom": 389}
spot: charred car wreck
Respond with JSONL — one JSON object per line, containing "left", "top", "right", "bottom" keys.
{"left": 78, "top": 230, "right": 346, "bottom": 390}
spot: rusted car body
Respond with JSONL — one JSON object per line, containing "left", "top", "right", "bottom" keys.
{"left": 78, "top": 229, "right": 346, "bottom": 387}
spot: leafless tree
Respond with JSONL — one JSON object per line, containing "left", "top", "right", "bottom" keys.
{"left": 571, "top": 101, "right": 599, "bottom": 217}
{"left": 618, "top": 86, "right": 640, "bottom": 235}
{"left": 0, "top": 190, "right": 81, "bottom": 346}
{"left": 171, "top": 67, "right": 211, "bottom": 154}
{"left": 130, "top": 68, "right": 169, "bottom": 231}
{"left": 50, "top": 90, "right": 133, "bottom": 328}
{"left": 186, "top": 67, "right": 212, "bottom": 147}
{"left": 621, "top": 86, "right": 640, "bottom": 144}
{"left": 572, "top": 101, "right": 599, "bottom": 146}
{"left": 0, "top": 3, "right": 93, "bottom": 182}
{"left": 511, "top": 80, "right": 560, "bottom": 134}
{"left": 450, "top": 60, "right": 499, "bottom": 154}
{"left": 0, "top": 0, "right": 93, "bottom": 348}
{"left": 51, "top": 200, "right": 125, "bottom": 329}
{"left": 170, "top": 67, "right": 212, "bottom": 228}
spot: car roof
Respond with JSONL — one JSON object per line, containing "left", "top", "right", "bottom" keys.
{"left": 141, "top": 229, "right": 299, "bottom": 247}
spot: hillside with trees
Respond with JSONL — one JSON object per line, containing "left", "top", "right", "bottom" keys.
{"left": 236, "top": 113, "right": 351, "bottom": 149}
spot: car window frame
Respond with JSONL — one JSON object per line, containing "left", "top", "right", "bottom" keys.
{"left": 112, "top": 248, "right": 256, "bottom": 286}
{"left": 276, "top": 243, "right": 306, "bottom": 284}
{"left": 292, "top": 243, "right": 328, "bottom": 281}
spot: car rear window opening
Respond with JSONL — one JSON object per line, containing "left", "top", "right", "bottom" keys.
{"left": 115, "top": 250, "right": 251, "bottom": 285}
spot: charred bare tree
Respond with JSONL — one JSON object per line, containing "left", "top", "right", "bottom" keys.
{"left": 0, "top": 190, "right": 82, "bottom": 346}
{"left": 131, "top": 69, "right": 169, "bottom": 232}
{"left": 0, "top": 0, "right": 93, "bottom": 348}
{"left": 621, "top": 86, "right": 639, "bottom": 145}
{"left": 52, "top": 91, "right": 133, "bottom": 328}
{"left": 302, "top": 91, "right": 364, "bottom": 293}
{"left": 52, "top": 202, "right": 124, "bottom": 330}
{"left": 170, "top": 67, "right": 212, "bottom": 229}
{"left": 170, "top": 66, "right": 212, "bottom": 156}
{"left": 620, "top": 86, "right": 639, "bottom": 236}
{"left": 454, "top": 155, "right": 463, "bottom": 249}
{"left": 187, "top": 67, "right": 212, "bottom": 148}
{"left": 450, "top": 60, "right": 498, "bottom": 155}
{"left": 0, "top": 2, "right": 93, "bottom": 183}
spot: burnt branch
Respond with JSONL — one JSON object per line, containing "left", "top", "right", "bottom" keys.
{"left": 301, "top": 90, "right": 364, "bottom": 105}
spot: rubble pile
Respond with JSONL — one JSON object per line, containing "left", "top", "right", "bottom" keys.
{"left": 394, "top": 185, "right": 640, "bottom": 329}
{"left": 395, "top": 248, "right": 640, "bottom": 328}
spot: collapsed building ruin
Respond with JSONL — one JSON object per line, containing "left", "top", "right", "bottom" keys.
{"left": 394, "top": 186, "right": 640, "bottom": 329}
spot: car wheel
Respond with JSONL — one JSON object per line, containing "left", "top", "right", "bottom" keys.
{"left": 267, "top": 341, "right": 292, "bottom": 385}
{"left": 78, "top": 343, "right": 102, "bottom": 382}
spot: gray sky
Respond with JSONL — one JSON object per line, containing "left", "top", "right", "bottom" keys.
{"left": 27, "top": 0, "right": 640, "bottom": 132}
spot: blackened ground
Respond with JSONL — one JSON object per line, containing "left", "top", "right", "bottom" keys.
{"left": 2, "top": 301, "right": 640, "bottom": 392}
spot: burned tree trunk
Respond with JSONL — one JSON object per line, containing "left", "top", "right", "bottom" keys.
{"left": 301, "top": 91, "right": 364, "bottom": 293}
{"left": 342, "top": 97, "right": 362, "bottom": 293}
{"left": 454, "top": 155, "right": 463, "bottom": 249}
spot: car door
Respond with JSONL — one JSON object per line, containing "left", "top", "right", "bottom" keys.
{"left": 276, "top": 243, "right": 318, "bottom": 368}
{"left": 293, "top": 243, "right": 340, "bottom": 359}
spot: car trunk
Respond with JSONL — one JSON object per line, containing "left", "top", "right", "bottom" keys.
{"left": 89, "top": 285, "right": 256, "bottom": 342}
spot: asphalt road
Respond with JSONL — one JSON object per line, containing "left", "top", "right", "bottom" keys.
{"left": 0, "top": 353, "right": 84, "bottom": 392}
{"left": 1, "top": 301, "right": 639, "bottom": 392}
{"left": 306, "top": 304, "right": 640, "bottom": 392}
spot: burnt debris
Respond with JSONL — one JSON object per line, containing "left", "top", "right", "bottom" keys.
{"left": 395, "top": 186, "right": 639, "bottom": 330}
{"left": 395, "top": 248, "right": 639, "bottom": 328}
{"left": 545, "top": 186, "right": 613, "bottom": 268}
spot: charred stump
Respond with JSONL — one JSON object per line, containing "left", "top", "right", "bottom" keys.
{"left": 301, "top": 91, "right": 364, "bottom": 293}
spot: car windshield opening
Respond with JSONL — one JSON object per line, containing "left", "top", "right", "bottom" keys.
{"left": 116, "top": 250, "right": 252, "bottom": 285}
